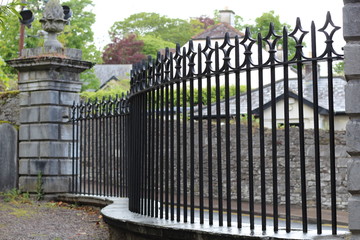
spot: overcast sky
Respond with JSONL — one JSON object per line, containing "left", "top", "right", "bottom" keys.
{"left": 90, "top": 0, "right": 345, "bottom": 51}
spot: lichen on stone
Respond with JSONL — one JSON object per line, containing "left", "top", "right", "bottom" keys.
{"left": 42, "top": 0, "right": 64, "bottom": 20}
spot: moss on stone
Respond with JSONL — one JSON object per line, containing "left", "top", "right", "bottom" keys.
{"left": 0, "top": 90, "right": 20, "bottom": 100}
{"left": 0, "top": 121, "right": 19, "bottom": 130}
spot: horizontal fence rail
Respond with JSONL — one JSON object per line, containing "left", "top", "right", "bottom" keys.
{"left": 127, "top": 12, "right": 344, "bottom": 235}
{"left": 71, "top": 96, "right": 129, "bottom": 198}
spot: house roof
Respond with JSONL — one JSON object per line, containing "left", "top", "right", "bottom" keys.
{"left": 94, "top": 64, "right": 132, "bottom": 87}
{"left": 197, "top": 76, "right": 346, "bottom": 117}
{"left": 99, "top": 76, "right": 118, "bottom": 89}
{"left": 192, "top": 23, "right": 245, "bottom": 40}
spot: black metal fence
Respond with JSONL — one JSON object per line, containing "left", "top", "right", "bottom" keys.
{"left": 72, "top": 13, "right": 345, "bottom": 236}
{"left": 71, "top": 96, "right": 129, "bottom": 197}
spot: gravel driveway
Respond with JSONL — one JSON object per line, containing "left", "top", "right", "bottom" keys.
{"left": 0, "top": 195, "right": 109, "bottom": 240}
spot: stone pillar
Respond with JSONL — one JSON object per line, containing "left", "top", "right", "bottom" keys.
{"left": 7, "top": 47, "right": 92, "bottom": 195}
{"left": 344, "top": 0, "right": 360, "bottom": 239}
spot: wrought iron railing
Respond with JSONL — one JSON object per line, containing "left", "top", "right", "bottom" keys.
{"left": 127, "top": 12, "right": 344, "bottom": 235}
{"left": 72, "top": 12, "right": 345, "bottom": 236}
{"left": 71, "top": 96, "right": 129, "bottom": 197}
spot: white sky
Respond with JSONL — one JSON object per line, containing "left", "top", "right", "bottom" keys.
{"left": 91, "top": 0, "right": 345, "bottom": 52}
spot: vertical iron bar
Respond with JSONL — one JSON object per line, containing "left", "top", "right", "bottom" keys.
{"left": 83, "top": 104, "right": 87, "bottom": 194}
{"left": 311, "top": 21, "right": 322, "bottom": 235}
{"left": 87, "top": 102, "right": 91, "bottom": 195}
{"left": 109, "top": 101, "right": 114, "bottom": 197}
{"left": 160, "top": 59, "right": 165, "bottom": 218}
{"left": 283, "top": 28, "right": 291, "bottom": 233}
{"left": 190, "top": 55, "right": 195, "bottom": 224}
{"left": 125, "top": 101, "right": 129, "bottom": 197}
{"left": 155, "top": 87, "right": 160, "bottom": 218}
{"left": 327, "top": 54, "right": 337, "bottom": 235}
{"left": 176, "top": 77, "right": 181, "bottom": 222}
{"left": 101, "top": 101, "right": 106, "bottom": 196}
{"left": 129, "top": 96, "right": 134, "bottom": 210}
{"left": 234, "top": 36, "right": 242, "bottom": 229}
{"left": 206, "top": 45, "right": 213, "bottom": 226}
{"left": 94, "top": 101, "right": 99, "bottom": 196}
{"left": 106, "top": 101, "right": 110, "bottom": 196}
{"left": 182, "top": 48, "right": 188, "bottom": 223}
{"left": 270, "top": 44, "right": 279, "bottom": 233}
{"left": 140, "top": 94, "right": 145, "bottom": 215}
{"left": 198, "top": 43, "right": 204, "bottom": 224}
{"left": 137, "top": 95, "right": 141, "bottom": 212}
{"left": 71, "top": 104, "right": 76, "bottom": 193}
{"left": 165, "top": 82, "right": 170, "bottom": 220}
{"left": 145, "top": 91, "right": 150, "bottom": 216}
{"left": 91, "top": 102, "right": 95, "bottom": 196}
{"left": 215, "top": 42, "right": 223, "bottom": 226}
{"left": 170, "top": 62, "right": 175, "bottom": 221}
{"left": 79, "top": 105, "right": 83, "bottom": 194}
{"left": 224, "top": 51, "right": 232, "bottom": 227}
{"left": 246, "top": 47, "right": 254, "bottom": 231}
{"left": 297, "top": 60, "right": 308, "bottom": 233}
{"left": 118, "top": 100, "right": 121, "bottom": 197}
{"left": 147, "top": 90, "right": 152, "bottom": 216}
{"left": 151, "top": 87, "right": 156, "bottom": 217}
{"left": 258, "top": 33, "right": 267, "bottom": 231}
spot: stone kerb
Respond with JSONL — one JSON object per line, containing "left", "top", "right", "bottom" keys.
{"left": 6, "top": 47, "right": 93, "bottom": 194}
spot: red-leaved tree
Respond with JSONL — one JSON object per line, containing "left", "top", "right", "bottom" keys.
{"left": 102, "top": 34, "right": 146, "bottom": 64}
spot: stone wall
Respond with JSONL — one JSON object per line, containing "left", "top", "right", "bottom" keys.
{"left": 170, "top": 121, "right": 349, "bottom": 210}
{"left": 0, "top": 93, "right": 349, "bottom": 208}
{"left": 79, "top": 116, "right": 349, "bottom": 209}
{"left": 0, "top": 91, "right": 20, "bottom": 125}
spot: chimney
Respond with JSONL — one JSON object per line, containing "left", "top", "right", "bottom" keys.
{"left": 219, "top": 9, "right": 235, "bottom": 26}
{"left": 303, "top": 62, "right": 321, "bottom": 100}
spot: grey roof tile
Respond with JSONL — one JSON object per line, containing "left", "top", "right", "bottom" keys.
{"left": 197, "top": 76, "right": 346, "bottom": 117}
{"left": 94, "top": 64, "right": 132, "bottom": 86}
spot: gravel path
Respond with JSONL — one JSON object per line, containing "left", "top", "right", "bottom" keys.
{"left": 0, "top": 196, "right": 109, "bottom": 240}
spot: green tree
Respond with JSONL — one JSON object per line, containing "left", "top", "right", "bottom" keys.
{"left": 138, "top": 35, "right": 175, "bottom": 58}
{"left": 0, "top": 0, "right": 24, "bottom": 29}
{"left": 333, "top": 61, "right": 344, "bottom": 76}
{"left": 0, "top": 0, "right": 26, "bottom": 90}
{"left": 0, "top": 0, "right": 101, "bottom": 91}
{"left": 109, "top": 12, "right": 203, "bottom": 46}
{"left": 107, "top": 13, "right": 216, "bottom": 60}
{"left": 243, "top": 11, "right": 296, "bottom": 58}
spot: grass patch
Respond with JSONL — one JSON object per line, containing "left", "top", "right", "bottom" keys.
{"left": 0, "top": 188, "right": 31, "bottom": 204}
{"left": 9, "top": 208, "right": 32, "bottom": 218}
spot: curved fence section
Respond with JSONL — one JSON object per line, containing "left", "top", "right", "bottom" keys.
{"left": 72, "top": 13, "right": 346, "bottom": 236}
{"left": 127, "top": 13, "right": 344, "bottom": 235}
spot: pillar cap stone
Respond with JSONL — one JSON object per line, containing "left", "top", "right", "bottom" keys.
{"left": 6, "top": 47, "right": 94, "bottom": 73}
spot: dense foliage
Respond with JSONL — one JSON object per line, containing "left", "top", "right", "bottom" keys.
{"left": 244, "top": 11, "right": 297, "bottom": 58}
{"left": 0, "top": 0, "right": 101, "bottom": 91}
{"left": 102, "top": 13, "right": 216, "bottom": 64}
{"left": 102, "top": 34, "right": 146, "bottom": 64}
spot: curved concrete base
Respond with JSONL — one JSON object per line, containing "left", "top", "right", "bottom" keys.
{"left": 57, "top": 195, "right": 349, "bottom": 240}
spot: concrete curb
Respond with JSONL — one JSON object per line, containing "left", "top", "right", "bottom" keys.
{"left": 56, "top": 194, "right": 349, "bottom": 240}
